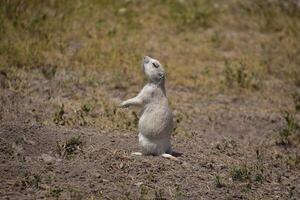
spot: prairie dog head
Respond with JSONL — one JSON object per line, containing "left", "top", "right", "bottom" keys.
{"left": 142, "top": 56, "right": 165, "bottom": 84}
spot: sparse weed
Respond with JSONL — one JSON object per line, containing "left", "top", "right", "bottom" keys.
{"left": 51, "top": 95, "right": 139, "bottom": 130}
{"left": 230, "top": 165, "right": 251, "bottom": 182}
{"left": 276, "top": 112, "right": 299, "bottom": 145}
{"left": 81, "top": 103, "right": 92, "bottom": 114}
{"left": 53, "top": 104, "right": 66, "bottom": 126}
{"left": 15, "top": 172, "right": 41, "bottom": 189}
{"left": 253, "top": 150, "right": 264, "bottom": 183}
{"left": 154, "top": 188, "right": 166, "bottom": 200}
{"left": 146, "top": 173, "right": 157, "bottom": 183}
{"left": 140, "top": 185, "right": 149, "bottom": 200}
{"left": 0, "top": 67, "right": 27, "bottom": 91}
{"left": 215, "top": 138, "right": 237, "bottom": 152}
{"left": 0, "top": 70, "right": 9, "bottom": 89}
{"left": 175, "top": 184, "right": 186, "bottom": 199}
{"left": 214, "top": 174, "right": 225, "bottom": 188}
{"left": 173, "top": 111, "right": 184, "bottom": 134}
{"left": 289, "top": 186, "right": 296, "bottom": 199}
{"left": 254, "top": 172, "right": 263, "bottom": 183}
{"left": 114, "top": 2, "right": 141, "bottom": 31}
{"left": 111, "top": 68, "right": 131, "bottom": 90}
{"left": 69, "top": 187, "right": 84, "bottom": 200}
{"left": 172, "top": 110, "right": 194, "bottom": 137}
{"left": 295, "top": 72, "right": 300, "bottom": 88}
{"left": 293, "top": 92, "right": 300, "bottom": 112}
{"left": 53, "top": 103, "right": 94, "bottom": 127}
{"left": 72, "top": 103, "right": 94, "bottom": 126}
{"left": 229, "top": 150, "right": 265, "bottom": 185}
{"left": 241, "top": 183, "right": 252, "bottom": 193}
{"left": 238, "top": 0, "right": 300, "bottom": 34}
{"left": 41, "top": 64, "right": 57, "bottom": 80}
{"left": 168, "top": 0, "right": 216, "bottom": 30}
{"left": 57, "top": 136, "right": 82, "bottom": 158}
{"left": 50, "top": 187, "right": 64, "bottom": 199}
{"left": 223, "top": 60, "right": 261, "bottom": 90}
{"left": 210, "top": 31, "right": 223, "bottom": 48}
{"left": 103, "top": 102, "right": 138, "bottom": 131}
{"left": 285, "top": 153, "right": 300, "bottom": 169}
{"left": 75, "top": 109, "right": 88, "bottom": 127}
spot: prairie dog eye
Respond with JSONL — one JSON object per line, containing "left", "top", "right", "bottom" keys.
{"left": 152, "top": 62, "right": 159, "bottom": 68}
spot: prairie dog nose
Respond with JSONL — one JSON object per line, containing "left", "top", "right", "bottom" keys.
{"left": 144, "top": 56, "right": 151, "bottom": 63}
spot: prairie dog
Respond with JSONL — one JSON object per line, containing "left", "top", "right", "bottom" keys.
{"left": 120, "top": 56, "right": 176, "bottom": 159}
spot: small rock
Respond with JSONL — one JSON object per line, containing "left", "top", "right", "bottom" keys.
{"left": 134, "top": 182, "right": 143, "bottom": 187}
{"left": 41, "top": 154, "right": 53, "bottom": 164}
{"left": 23, "top": 136, "right": 36, "bottom": 145}
{"left": 12, "top": 142, "right": 23, "bottom": 155}
{"left": 102, "top": 179, "right": 109, "bottom": 182}
{"left": 39, "top": 183, "right": 50, "bottom": 190}
{"left": 94, "top": 172, "right": 101, "bottom": 178}
{"left": 181, "top": 161, "right": 190, "bottom": 168}
{"left": 119, "top": 163, "right": 124, "bottom": 169}
{"left": 25, "top": 156, "right": 32, "bottom": 163}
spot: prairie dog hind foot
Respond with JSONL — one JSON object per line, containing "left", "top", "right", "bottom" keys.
{"left": 162, "top": 153, "right": 179, "bottom": 161}
{"left": 131, "top": 152, "right": 143, "bottom": 156}
{"left": 131, "top": 152, "right": 179, "bottom": 161}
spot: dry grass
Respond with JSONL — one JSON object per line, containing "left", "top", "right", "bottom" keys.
{"left": 1, "top": 1, "right": 300, "bottom": 198}
{"left": 1, "top": 0, "right": 299, "bottom": 91}
{"left": 1, "top": 0, "right": 299, "bottom": 140}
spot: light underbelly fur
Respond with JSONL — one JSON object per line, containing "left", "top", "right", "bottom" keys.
{"left": 138, "top": 133, "right": 171, "bottom": 155}
{"left": 138, "top": 105, "right": 173, "bottom": 155}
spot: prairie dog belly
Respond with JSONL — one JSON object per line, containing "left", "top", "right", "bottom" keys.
{"left": 138, "top": 104, "right": 173, "bottom": 139}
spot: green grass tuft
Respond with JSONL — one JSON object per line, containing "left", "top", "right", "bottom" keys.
{"left": 57, "top": 136, "right": 82, "bottom": 158}
{"left": 277, "top": 112, "right": 299, "bottom": 145}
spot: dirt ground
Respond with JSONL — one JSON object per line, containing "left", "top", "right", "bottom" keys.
{"left": 0, "top": 66, "right": 299, "bottom": 200}
{"left": 1, "top": 0, "right": 300, "bottom": 199}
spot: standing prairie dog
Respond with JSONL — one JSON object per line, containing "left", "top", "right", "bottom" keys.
{"left": 120, "top": 56, "right": 177, "bottom": 160}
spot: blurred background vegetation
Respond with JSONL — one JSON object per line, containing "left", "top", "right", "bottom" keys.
{"left": 0, "top": 0, "right": 300, "bottom": 129}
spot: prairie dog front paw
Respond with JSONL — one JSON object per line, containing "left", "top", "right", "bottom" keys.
{"left": 119, "top": 101, "right": 129, "bottom": 108}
